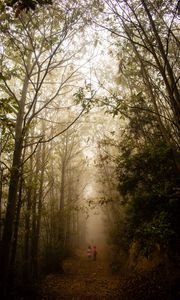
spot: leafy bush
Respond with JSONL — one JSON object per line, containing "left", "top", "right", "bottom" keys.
{"left": 135, "top": 211, "right": 175, "bottom": 257}
{"left": 115, "top": 139, "right": 180, "bottom": 257}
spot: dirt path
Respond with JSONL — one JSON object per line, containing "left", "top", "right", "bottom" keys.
{"left": 39, "top": 248, "right": 121, "bottom": 299}
{"left": 39, "top": 248, "right": 179, "bottom": 300}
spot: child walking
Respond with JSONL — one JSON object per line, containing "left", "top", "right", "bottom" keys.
{"left": 87, "top": 245, "right": 92, "bottom": 259}
{"left": 92, "top": 245, "right": 97, "bottom": 261}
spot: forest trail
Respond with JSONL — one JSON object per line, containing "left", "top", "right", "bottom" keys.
{"left": 39, "top": 247, "right": 122, "bottom": 300}
{"left": 38, "top": 247, "right": 179, "bottom": 300}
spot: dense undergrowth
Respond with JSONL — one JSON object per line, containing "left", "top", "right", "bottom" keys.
{"left": 115, "top": 139, "right": 180, "bottom": 258}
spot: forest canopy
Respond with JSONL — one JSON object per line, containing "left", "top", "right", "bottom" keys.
{"left": 4, "top": 0, "right": 52, "bottom": 11}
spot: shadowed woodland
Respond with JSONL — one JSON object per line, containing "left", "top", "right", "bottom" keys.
{"left": 0, "top": 0, "right": 180, "bottom": 299}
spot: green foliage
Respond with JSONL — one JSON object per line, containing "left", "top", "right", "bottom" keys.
{"left": 0, "top": 97, "right": 18, "bottom": 114}
{"left": 118, "top": 140, "right": 178, "bottom": 198}
{"left": 0, "top": 97, "right": 18, "bottom": 128}
{"left": 5, "top": 0, "right": 52, "bottom": 11}
{"left": 74, "top": 85, "right": 96, "bottom": 112}
{"left": 135, "top": 211, "right": 175, "bottom": 257}
{"left": 116, "top": 139, "right": 180, "bottom": 256}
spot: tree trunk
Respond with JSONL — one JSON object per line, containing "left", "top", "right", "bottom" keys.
{"left": 0, "top": 169, "right": 3, "bottom": 239}
{"left": 0, "top": 137, "right": 23, "bottom": 292}
{"left": 0, "top": 128, "right": 3, "bottom": 239}
{"left": 59, "top": 161, "right": 65, "bottom": 211}
{"left": 23, "top": 153, "right": 33, "bottom": 283}
{"left": 0, "top": 54, "right": 31, "bottom": 294}
{"left": 8, "top": 174, "right": 23, "bottom": 288}
{"left": 140, "top": 0, "right": 180, "bottom": 125}
{"left": 120, "top": 16, "right": 180, "bottom": 170}
{"left": 31, "top": 153, "right": 39, "bottom": 281}
{"left": 33, "top": 143, "right": 45, "bottom": 279}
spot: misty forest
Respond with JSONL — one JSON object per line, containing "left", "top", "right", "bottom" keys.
{"left": 0, "top": 0, "right": 179, "bottom": 299}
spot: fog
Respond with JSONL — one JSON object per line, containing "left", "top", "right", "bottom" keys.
{"left": 0, "top": 1, "right": 179, "bottom": 299}
{"left": 86, "top": 207, "right": 107, "bottom": 252}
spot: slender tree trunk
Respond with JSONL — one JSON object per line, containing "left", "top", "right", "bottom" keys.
{"left": 0, "top": 169, "right": 3, "bottom": 239}
{"left": 0, "top": 129, "right": 2, "bottom": 239}
{"left": 33, "top": 143, "right": 45, "bottom": 279}
{"left": 0, "top": 54, "right": 31, "bottom": 294}
{"left": 140, "top": 0, "right": 180, "bottom": 124}
{"left": 65, "top": 182, "right": 72, "bottom": 251}
{"left": 59, "top": 160, "right": 66, "bottom": 246}
{"left": 8, "top": 174, "right": 23, "bottom": 288}
{"left": 10, "top": 146, "right": 26, "bottom": 271}
{"left": 122, "top": 0, "right": 180, "bottom": 126}
{"left": 0, "top": 138, "right": 23, "bottom": 291}
{"left": 122, "top": 22, "right": 180, "bottom": 171}
{"left": 23, "top": 189, "right": 31, "bottom": 282}
{"left": 23, "top": 153, "right": 33, "bottom": 282}
{"left": 31, "top": 153, "right": 39, "bottom": 281}
{"left": 59, "top": 161, "right": 65, "bottom": 211}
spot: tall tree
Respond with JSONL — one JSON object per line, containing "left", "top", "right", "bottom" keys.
{"left": 96, "top": 0, "right": 180, "bottom": 157}
{"left": 0, "top": 1, "right": 90, "bottom": 293}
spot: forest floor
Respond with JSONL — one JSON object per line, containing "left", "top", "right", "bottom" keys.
{"left": 38, "top": 248, "right": 180, "bottom": 300}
